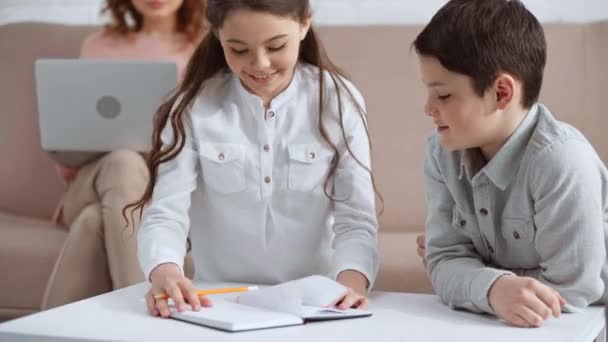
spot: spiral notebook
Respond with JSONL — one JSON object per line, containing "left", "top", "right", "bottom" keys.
{"left": 169, "top": 276, "right": 372, "bottom": 332}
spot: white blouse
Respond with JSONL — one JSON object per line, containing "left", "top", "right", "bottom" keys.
{"left": 138, "top": 63, "right": 379, "bottom": 287}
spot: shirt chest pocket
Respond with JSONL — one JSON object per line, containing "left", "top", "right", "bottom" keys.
{"left": 199, "top": 142, "right": 246, "bottom": 194}
{"left": 287, "top": 143, "right": 334, "bottom": 192}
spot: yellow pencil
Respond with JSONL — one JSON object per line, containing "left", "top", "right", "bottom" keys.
{"left": 154, "top": 286, "right": 259, "bottom": 300}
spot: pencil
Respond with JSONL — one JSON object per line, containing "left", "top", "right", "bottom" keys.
{"left": 154, "top": 286, "right": 259, "bottom": 300}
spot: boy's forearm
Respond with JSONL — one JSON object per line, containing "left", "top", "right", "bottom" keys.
{"left": 428, "top": 248, "right": 514, "bottom": 314}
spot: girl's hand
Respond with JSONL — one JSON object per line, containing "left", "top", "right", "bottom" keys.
{"left": 335, "top": 270, "right": 369, "bottom": 309}
{"left": 145, "top": 263, "right": 212, "bottom": 318}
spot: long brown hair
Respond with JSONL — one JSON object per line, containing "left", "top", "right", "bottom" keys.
{"left": 125, "top": 0, "right": 383, "bottom": 223}
{"left": 102, "top": 0, "right": 206, "bottom": 43}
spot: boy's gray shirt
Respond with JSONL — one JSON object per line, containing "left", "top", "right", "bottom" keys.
{"left": 424, "top": 103, "right": 608, "bottom": 314}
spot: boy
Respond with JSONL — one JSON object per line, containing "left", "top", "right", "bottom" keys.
{"left": 414, "top": 0, "right": 608, "bottom": 328}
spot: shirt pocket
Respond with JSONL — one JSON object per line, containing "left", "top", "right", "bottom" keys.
{"left": 199, "top": 142, "right": 246, "bottom": 194}
{"left": 287, "top": 143, "right": 334, "bottom": 192}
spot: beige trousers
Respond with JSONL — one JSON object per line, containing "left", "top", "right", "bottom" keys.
{"left": 41, "top": 150, "right": 148, "bottom": 309}
{"left": 42, "top": 150, "right": 194, "bottom": 310}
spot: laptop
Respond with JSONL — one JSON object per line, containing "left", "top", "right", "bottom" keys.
{"left": 35, "top": 59, "right": 178, "bottom": 167}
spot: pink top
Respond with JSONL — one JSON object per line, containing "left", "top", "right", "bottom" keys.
{"left": 52, "top": 30, "right": 198, "bottom": 224}
{"left": 80, "top": 30, "right": 197, "bottom": 80}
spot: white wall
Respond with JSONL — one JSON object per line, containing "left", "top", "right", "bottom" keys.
{"left": 312, "top": 0, "right": 608, "bottom": 25}
{"left": 0, "top": 0, "right": 104, "bottom": 26}
{"left": 1, "top": 0, "right": 607, "bottom": 26}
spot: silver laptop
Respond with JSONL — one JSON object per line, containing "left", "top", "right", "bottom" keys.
{"left": 35, "top": 59, "right": 177, "bottom": 167}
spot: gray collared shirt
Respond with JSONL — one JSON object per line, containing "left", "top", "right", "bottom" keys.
{"left": 424, "top": 103, "right": 608, "bottom": 314}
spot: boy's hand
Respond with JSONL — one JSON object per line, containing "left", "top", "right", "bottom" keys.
{"left": 416, "top": 233, "right": 426, "bottom": 267}
{"left": 488, "top": 275, "right": 566, "bottom": 327}
{"left": 146, "top": 263, "right": 212, "bottom": 318}
{"left": 335, "top": 270, "right": 369, "bottom": 309}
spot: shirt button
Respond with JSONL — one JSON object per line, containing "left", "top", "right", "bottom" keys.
{"left": 264, "top": 176, "right": 271, "bottom": 184}
{"left": 263, "top": 144, "right": 270, "bottom": 152}
{"left": 479, "top": 208, "right": 488, "bottom": 216}
{"left": 459, "top": 219, "right": 467, "bottom": 227}
{"left": 513, "top": 231, "right": 520, "bottom": 240}
{"left": 267, "top": 110, "right": 275, "bottom": 118}
{"left": 309, "top": 152, "right": 316, "bottom": 160}
{"left": 218, "top": 153, "right": 225, "bottom": 161}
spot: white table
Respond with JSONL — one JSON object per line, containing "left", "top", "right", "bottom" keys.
{"left": 0, "top": 282, "right": 604, "bottom": 342}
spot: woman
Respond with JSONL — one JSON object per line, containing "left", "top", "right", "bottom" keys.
{"left": 42, "top": 0, "right": 206, "bottom": 309}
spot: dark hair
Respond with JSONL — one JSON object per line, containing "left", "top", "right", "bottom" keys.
{"left": 413, "top": 0, "right": 546, "bottom": 108}
{"left": 102, "top": 0, "right": 206, "bottom": 43}
{"left": 124, "top": 0, "right": 382, "bottom": 222}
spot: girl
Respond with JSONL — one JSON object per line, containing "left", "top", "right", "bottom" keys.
{"left": 127, "top": 0, "right": 381, "bottom": 318}
{"left": 42, "top": 0, "right": 206, "bottom": 309}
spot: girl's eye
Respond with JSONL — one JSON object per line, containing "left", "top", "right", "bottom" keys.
{"left": 438, "top": 94, "right": 451, "bottom": 101}
{"left": 231, "top": 48, "right": 247, "bottom": 55}
{"left": 268, "top": 43, "right": 286, "bottom": 52}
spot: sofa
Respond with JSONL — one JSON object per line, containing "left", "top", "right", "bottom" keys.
{"left": 0, "top": 20, "right": 606, "bottom": 322}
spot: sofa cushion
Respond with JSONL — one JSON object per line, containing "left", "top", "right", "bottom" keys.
{"left": 0, "top": 23, "right": 96, "bottom": 219}
{"left": 0, "top": 212, "right": 67, "bottom": 318}
{"left": 376, "top": 232, "right": 433, "bottom": 293}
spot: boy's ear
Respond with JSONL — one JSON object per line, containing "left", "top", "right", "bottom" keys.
{"left": 494, "top": 73, "right": 516, "bottom": 110}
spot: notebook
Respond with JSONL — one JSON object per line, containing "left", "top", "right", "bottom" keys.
{"left": 169, "top": 275, "right": 372, "bottom": 332}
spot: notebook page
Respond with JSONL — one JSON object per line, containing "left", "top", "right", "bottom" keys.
{"left": 236, "top": 284, "right": 303, "bottom": 315}
{"left": 170, "top": 299, "right": 303, "bottom": 332}
{"left": 297, "top": 275, "right": 348, "bottom": 307}
{"left": 236, "top": 275, "right": 349, "bottom": 315}
{"left": 299, "top": 305, "right": 372, "bottom": 320}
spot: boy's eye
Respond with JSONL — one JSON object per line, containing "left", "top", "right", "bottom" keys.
{"left": 268, "top": 43, "right": 286, "bottom": 52}
{"left": 231, "top": 48, "right": 248, "bottom": 55}
{"left": 438, "top": 94, "right": 451, "bottom": 101}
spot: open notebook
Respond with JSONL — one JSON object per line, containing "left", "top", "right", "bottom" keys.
{"left": 169, "top": 275, "right": 371, "bottom": 332}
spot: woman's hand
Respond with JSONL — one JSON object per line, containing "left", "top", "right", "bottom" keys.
{"left": 335, "top": 270, "right": 369, "bottom": 310}
{"left": 145, "top": 263, "right": 212, "bottom": 318}
{"left": 55, "top": 164, "right": 79, "bottom": 183}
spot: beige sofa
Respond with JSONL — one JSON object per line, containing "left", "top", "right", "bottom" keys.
{"left": 0, "top": 21, "right": 606, "bottom": 322}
